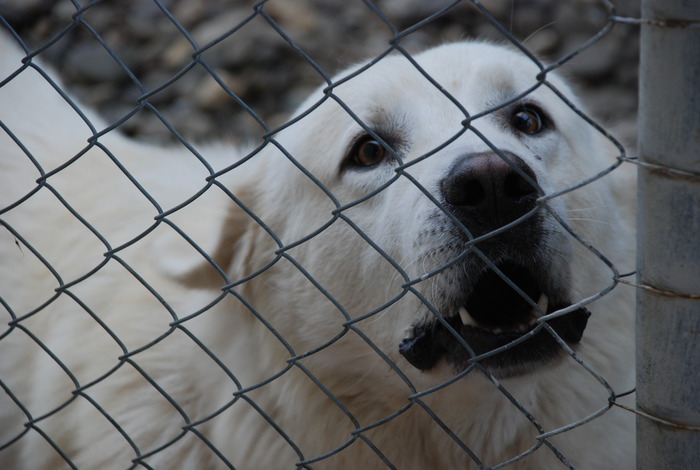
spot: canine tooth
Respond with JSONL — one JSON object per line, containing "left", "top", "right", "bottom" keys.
{"left": 536, "top": 293, "right": 549, "bottom": 315}
{"left": 458, "top": 307, "right": 472, "bottom": 326}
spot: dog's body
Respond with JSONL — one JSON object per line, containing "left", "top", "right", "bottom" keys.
{"left": 0, "top": 36, "right": 635, "bottom": 469}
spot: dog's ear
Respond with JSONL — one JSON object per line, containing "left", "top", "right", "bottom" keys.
{"left": 151, "top": 186, "right": 261, "bottom": 289}
{"left": 176, "top": 200, "right": 254, "bottom": 288}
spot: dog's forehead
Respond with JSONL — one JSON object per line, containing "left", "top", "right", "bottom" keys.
{"left": 352, "top": 42, "right": 542, "bottom": 108}
{"left": 324, "top": 41, "right": 550, "bottom": 134}
{"left": 414, "top": 41, "right": 541, "bottom": 91}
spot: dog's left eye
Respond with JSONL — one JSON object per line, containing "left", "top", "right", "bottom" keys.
{"left": 511, "top": 106, "right": 545, "bottom": 135}
{"left": 352, "top": 137, "right": 387, "bottom": 167}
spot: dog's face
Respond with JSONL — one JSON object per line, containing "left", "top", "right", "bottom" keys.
{"left": 214, "top": 41, "right": 621, "bottom": 387}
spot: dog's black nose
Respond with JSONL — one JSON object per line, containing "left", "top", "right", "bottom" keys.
{"left": 441, "top": 151, "right": 539, "bottom": 235}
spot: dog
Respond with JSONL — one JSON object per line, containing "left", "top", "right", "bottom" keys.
{"left": 0, "top": 33, "right": 636, "bottom": 469}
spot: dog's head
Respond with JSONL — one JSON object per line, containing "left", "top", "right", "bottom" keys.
{"left": 187, "top": 41, "right": 628, "bottom": 384}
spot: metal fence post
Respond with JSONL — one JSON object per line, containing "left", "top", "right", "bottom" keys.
{"left": 636, "top": 0, "right": 700, "bottom": 468}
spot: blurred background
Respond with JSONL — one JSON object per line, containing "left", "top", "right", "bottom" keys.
{"left": 1, "top": 0, "right": 639, "bottom": 148}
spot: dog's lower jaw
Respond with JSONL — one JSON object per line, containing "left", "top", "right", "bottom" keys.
{"left": 399, "top": 306, "right": 591, "bottom": 378}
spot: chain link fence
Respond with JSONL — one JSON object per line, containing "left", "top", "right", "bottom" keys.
{"left": 0, "top": 1, "right": 654, "bottom": 468}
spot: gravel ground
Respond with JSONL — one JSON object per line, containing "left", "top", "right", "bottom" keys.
{"left": 1, "top": 0, "right": 639, "bottom": 149}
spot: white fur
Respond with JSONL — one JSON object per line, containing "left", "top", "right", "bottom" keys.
{"left": 0, "top": 37, "right": 635, "bottom": 469}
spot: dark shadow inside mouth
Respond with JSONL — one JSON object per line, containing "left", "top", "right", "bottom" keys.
{"left": 466, "top": 263, "right": 541, "bottom": 330}
{"left": 398, "top": 262, "right": 591, "bottom": 377}
{"left": 399, "top": 306, "right": 590, "bottom": 378}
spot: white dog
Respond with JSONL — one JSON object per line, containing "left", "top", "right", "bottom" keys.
{"left": 0, "top": 34, "right": 635, "bottom": 469}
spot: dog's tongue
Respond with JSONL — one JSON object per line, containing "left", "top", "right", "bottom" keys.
{"left": 399, "top": 307, "right": 590, "bottom": 375}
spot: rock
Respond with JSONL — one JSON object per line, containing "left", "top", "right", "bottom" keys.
{"left": 62, "top": 41, "right": 127, "bottom": 84}
{"left": 194, "top": 69, "right": 249, "bottom": 110}
{"left": 3, "top": 0, "right": 639, "bottom": 143}
{"left": 562, "top": 34, "right": 621, "bottom": 80}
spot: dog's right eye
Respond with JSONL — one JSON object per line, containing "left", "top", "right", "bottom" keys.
{"left": 351, "top": 137, "right": 387, "bottom": 167}
{"left": 511, "top": 105, "right": 547, "bottom": 135}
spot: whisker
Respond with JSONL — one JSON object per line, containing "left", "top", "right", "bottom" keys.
{"left": 522, "top": 21, "right": 559, "bottom": 46}
{"left": 568, "top": 217, "right": 613, "bottom": 226}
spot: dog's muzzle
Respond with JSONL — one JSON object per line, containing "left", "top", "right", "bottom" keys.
{"left": 399, "top": 151, "right": 590, "bottom": 378}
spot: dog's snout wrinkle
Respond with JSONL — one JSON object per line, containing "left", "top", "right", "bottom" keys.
{"left": 441, "top": 152, "right": 538, "bottom": 232}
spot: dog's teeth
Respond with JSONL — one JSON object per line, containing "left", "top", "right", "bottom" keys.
{"left": 458, "top": 306, "right": 472, "bottom": 326}
{"left": 403, "top": 326, "right": 415, "bottom": 339}
{"left": 536, "top": 293, "right": 549, "bottom": 316}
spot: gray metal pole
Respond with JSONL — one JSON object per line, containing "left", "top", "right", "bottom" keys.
{"left": 636, "top": 0, "right": 700, "bottom": 468}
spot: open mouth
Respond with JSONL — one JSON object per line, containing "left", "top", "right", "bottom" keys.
{"left": 399, "top": 262, "right": 591, "bottom": 378}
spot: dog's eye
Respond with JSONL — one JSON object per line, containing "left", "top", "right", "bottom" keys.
{"left": 353, "top": 138, "right": 387, "bottom": 167}
{"left": 511, "top": 106, "right": 544, "bottom": 135}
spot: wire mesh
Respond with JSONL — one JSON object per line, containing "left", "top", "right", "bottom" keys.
{"left": 0, "top": 1, "right": 641, "bottom": 469}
